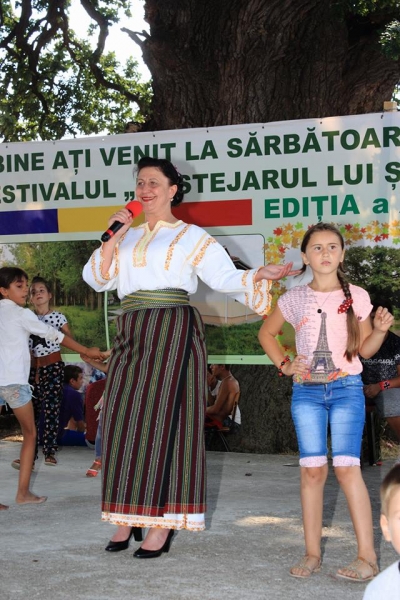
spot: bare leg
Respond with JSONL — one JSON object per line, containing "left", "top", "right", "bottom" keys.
{"left": 290, "top": 464, "right": 328, "bottom": 576}
{"left": 13, "top": 402, "right": 47, "bottom": 504}
{"left": 110, "top": 525, "right": 132, "bottom": 542}
{"left": 335, "top": 466, "right": 377, "bottom": 578}
{"left": 140, "top": 527, "right": 171, "bottom": 551}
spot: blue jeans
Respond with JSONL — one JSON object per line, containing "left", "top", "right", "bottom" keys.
{"left": 94, "top": 410, "right": 102, "bottom": 458}
{"left": 291, "top": 375, "right": 364, "bottom": 461}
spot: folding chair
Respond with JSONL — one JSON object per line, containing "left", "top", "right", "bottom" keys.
{"left": 364, "top": 402, "right": 379, "bottom": 466}
{"left": 206, "top": 392, "right": 240, "bottom": 452}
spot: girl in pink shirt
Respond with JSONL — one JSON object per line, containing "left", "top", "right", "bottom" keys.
{"left": 259, "top": 223, "right": 394, "bottom": 583}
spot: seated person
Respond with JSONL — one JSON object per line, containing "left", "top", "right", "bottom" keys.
{"left": 57, "top": 365, "right": 86, "bottom": 446}
{"left": 205, "top": 364, "right": 241, "bottom": 430}
{"left": 207, "top": 365, "right": 221, "bottom": 406}
{"left": 360, "top": 299, "right": 400, "bottom": 462}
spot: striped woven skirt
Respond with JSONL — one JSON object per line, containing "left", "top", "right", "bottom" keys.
{"left": 101, "top": 289, "right": 207, "bottom": 531}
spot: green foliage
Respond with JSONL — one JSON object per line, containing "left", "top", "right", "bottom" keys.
{"left": 1, "top": 0, "right": 399, "bottom": 138}
{"left": 343, "top": 0, "right": 400, "bottom": 14}
{"left": 205, "top": 321, "right": 265, "bottom": 355}
{"left": 57, "top": 305, "right": 116, "bottom": 348}
{"left": 380, "top": 20, "right": 400, "bottom": 59}
{"left": 334, "top": 1, "right": 400, "bottom": 62}
{"left": 0, "top": 0, "right": 151, "bottom": 140}
{"left": 336, "top": 0, "right": 400, "bottom": 16}
{"left": 6, "top": 241, "right": 99, "bottom": 304}
{"left": 344, "top": 246, "right": 400, "bottom": 308}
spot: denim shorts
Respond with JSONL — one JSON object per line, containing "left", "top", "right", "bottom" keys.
{"left": 0, "top": 384, "right": 32, "bottom": 409}
{"left": 291, "top": 375, "right": 364, "bottom": 463}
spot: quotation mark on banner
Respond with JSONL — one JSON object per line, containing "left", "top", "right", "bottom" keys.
{"left": 124, "top": 191, "right": 135, "bottom": 202}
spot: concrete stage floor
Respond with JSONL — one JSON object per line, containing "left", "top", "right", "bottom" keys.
{"left": 0, "top": 441, "right": 397, "bottom": 600}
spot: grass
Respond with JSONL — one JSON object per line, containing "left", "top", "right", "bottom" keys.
{"left": 380, "top": 438, "right": 400, "bottom": 460}
{"left": 54, "top": 305, "right": 117, "bottom": 349}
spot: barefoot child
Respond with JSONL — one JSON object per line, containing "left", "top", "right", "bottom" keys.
{"left": 12, "top": 276, "right": 72, "bottom": 468}
{"left": 258, "top": 222, "right": 394, "bottom": 582}
{"left": 0, "top": 266, "right": 102, "bottom": 504}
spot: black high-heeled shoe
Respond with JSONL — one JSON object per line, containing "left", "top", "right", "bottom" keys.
{"left": 105, "top": 527, "right": 143, "bottom": 552}
{"left": 133, "top": 529, "right": 174, "bottom": 559}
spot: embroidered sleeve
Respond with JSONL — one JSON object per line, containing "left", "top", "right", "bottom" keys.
{"left": 89, "top": 244, "right": 119, "bottom": 285}
{"left": 191, "top": 236, "right": 217, "bottom": 267}
{"left": 237, "top": 268, "right": 273, "bottom": 315}
{"left": 191, "top": 235, "right": 273, "bottom": 315}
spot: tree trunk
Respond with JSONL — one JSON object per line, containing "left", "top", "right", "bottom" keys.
{"left": 218, "top": 365, "right": 298, "bottom": 454}
{"left": 97, "top": 292, "right": 103, "bottom": 311}
{"left": 141, "top": 0, "right": 400, "bottom": 130}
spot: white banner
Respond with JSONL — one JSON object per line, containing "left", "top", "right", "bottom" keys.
{"left": 0, "top": 112, "right": 399, "bottom": 246}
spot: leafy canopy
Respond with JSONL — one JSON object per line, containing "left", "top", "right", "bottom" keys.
{"left": 0, "top": 0, "right": 399, "bottom": 141}
{"left": 0, "top": 0, "right": 151, "bottom": 141}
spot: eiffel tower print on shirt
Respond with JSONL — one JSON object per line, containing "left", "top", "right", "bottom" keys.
{"left": 305, "top": 312, "right": 341, "bottom": 384}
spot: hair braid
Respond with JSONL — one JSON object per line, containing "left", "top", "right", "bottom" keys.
{"left": 337, "top": 269, "right": 359, "bottom": 360}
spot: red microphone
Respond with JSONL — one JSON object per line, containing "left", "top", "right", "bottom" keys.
{"left": 101, "top": 201, "right": 143, "bottom": 242}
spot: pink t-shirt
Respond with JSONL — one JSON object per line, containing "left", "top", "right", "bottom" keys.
{"left": 278, "top": 284, "right": 372, "bottom": 383}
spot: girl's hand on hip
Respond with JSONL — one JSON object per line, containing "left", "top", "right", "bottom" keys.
{"left": 284, "top": 355, "right": 309, "bottom": 376}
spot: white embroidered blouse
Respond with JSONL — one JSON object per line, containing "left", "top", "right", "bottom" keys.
{"left": 82, "top": 220, "right": 272, "bottom": 315}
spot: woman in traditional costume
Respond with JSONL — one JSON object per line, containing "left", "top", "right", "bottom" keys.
{"left": 83, "top": 156, "right": 299, "bottom": 558}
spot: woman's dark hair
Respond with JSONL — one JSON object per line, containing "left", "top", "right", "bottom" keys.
{"left": 300, "top": 222, "right": 359, "bottom": 361}
{"left": 136, "top": 156, "right": 185, "bottom": 206}
{"left": 0, "top": 266, "right": 28, "bottom": 298}
{"left": 30, "top": 275, "right": 51, "bottom": 294}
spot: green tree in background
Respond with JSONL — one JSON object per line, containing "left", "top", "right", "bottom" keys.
{"left": 0, "top": 0, "right": 151, "bottom": 140}
{"left": 345, "top": 246, "right": 400, "bottom": 309}
{"left": 8, "top": 241, "right": 99, "bottom": 306}
{"left": 1, "top": 1, "right": 399, "bottom": 140}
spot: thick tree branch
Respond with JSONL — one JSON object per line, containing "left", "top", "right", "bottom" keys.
{"left": 79, "top": 0, "right": 110, "bottom": 61}
{"left": 121, "top": 27, "right": 149, "bottom": 49}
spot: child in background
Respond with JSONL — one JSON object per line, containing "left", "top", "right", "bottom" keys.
{"left": 0, "top": 266, "right": 102, "bottom": 504}
{"left": 57, "top": 365, "right": 86, "bottom": 446}
{"left": 81, "top": 351, "right": 111, "bottom": 477}
{"left": 14, "top": 276, "right": 71, "bottom": 467}
{"left": 360, "top": 299, "right": 400, "bottom": 463}
{"left": 258, "top": 222, "right": 393, "bottom": 581}
{"left": 363, "top": 464, "right": 400, "bottom": 598}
